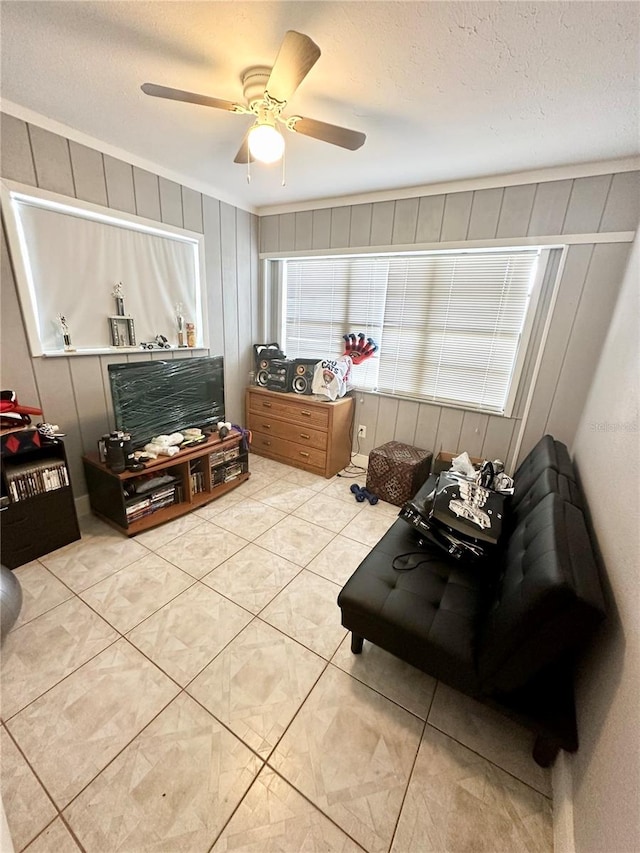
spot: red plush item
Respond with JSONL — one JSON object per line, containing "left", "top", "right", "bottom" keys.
{"left": 342, "top": 332, "right": 379, "bottom": 365}
{"left": 0, "top": 390, "right": 43, "bottom": 428}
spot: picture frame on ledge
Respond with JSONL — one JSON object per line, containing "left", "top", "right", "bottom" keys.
{"left": 109, "top": 316, "right": 136, "bottom": 347}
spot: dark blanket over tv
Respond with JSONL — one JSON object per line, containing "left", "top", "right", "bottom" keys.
{"left": 108, "top": 356, "right": 225, "bottom": 449}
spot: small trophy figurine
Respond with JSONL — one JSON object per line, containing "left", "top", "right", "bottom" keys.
{"left": 176, "top": 302, "right": 186, "bottom": 347}
{"left": 112, "top": 282, "right": 125, "bottom": 316}
{"left": 57, "top": 314, "right": 75, "bottom": 351}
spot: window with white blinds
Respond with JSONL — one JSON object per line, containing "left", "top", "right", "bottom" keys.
{"left": 283, "top": 248, "right": 543, "bottom": 415}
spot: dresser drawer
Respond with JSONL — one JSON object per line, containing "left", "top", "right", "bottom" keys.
{"left": 246, "top": 413, "right": 327, "bottom": 451}
{"left": 247, "top": 391, "right": 329, "bottom": 430}
{"left": 251, "top": 431, "right": 327, "bottom": 471}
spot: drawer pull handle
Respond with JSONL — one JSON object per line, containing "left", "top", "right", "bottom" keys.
{"left": 262, "top": 440, "right": 272, "bottom": 447}
{"left": 262, "top": 424, "right": 271, "bottom": 430}
{"left": 300, "top": 410, "right": 311, "bottom": 417}
{"left": 262, "top": 402, "right": 272, "bottom": 408}
{"left": 299, "top": 451, "right": 310, "bottom": 458}
{"left": 299, "top": 433, "right": 310, "bottom": 440}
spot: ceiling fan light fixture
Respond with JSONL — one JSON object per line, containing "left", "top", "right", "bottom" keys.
{"left": 248, "top": 122, "right": 285, "bottom": 164}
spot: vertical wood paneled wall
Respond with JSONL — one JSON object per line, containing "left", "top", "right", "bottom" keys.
{"left": 0, "top": 114, "right": 259, "bottom": 499}
{"left": 259, "top": 172, "right": 639, "bottom": 468}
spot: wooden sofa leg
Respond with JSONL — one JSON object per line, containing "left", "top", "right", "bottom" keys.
{"left": 533, "top": 735, "right": 560, "bottom": 768}
{"left": 351, "top": 633, "right": 364, "bottom": 654}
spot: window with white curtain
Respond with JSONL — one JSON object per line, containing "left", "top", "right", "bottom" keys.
{"left": 282, "top": 248, "right": 546, "bottom": 415}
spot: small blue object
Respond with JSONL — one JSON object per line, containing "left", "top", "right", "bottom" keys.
{"left": 350, "top": 483, "right": 379, "bottom": 505}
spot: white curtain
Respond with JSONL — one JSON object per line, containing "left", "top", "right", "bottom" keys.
{"left": 15, "top": 201, "right": 200, "bottom": 352}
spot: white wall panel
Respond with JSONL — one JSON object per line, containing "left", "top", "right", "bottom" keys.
{"left": 369, "top": 201, "right": 395, "bottom": 246}
{"left": 467, "top": 187, "right": 503, "bottom": 240}
{"left": 440, "top": 191, "right": 473, "bottom": 241}
{"left": 68, "top": 142, "right": 107, "bottom": 206}
{"left": 103, "top": 155, "right": 136, "bottom": 214}
{"left": 414, "top": 403, "right": 441, "bottom": 456}
{"left": 133, "top": 167, "right": 161, "bottom": 221}
{"left": 496, "top": 184, "right": 536, "bottom": 238}
{"left": 29, "top": 125, "right": 74, "bottom": 196}
{"left": 527, "top": 179, "right": 572, "bottom": 236}
{"left": 391, "top": 198, "right": 419, "bottom": 245}
{"left": 159, "top": 177, "right": 184, "bottom": 228}
{"left": 182, "top": 186, "right": 203, "bottom": 233}
{"left": 415, "top": 194, "right": 445, "bottom": 243}
{"left": 330, "top": 206, "right": 351, "bottom": 248}
{"left": 349, "top": 203, "right": 372, "bottom": 247}
{"left": 599, "top": 171, "right": 640, "bottom": 232}
{"left": 294, "top": 210, "right": 313, "bottom": 250}
{"left": 562, "top": 174, "right": 612, "bottom": 234}
{"left": 311, "top": 208, "right": 331, "bottom": 250}
{"left": 0, "top": 115, "right": 36, "bottom": 185}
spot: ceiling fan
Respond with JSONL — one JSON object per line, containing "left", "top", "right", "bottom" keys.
{"left": 141, "top": 30, "right": 366, "bottom": 166}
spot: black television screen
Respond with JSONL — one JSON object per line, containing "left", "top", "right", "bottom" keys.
{"left": 108, "top": 356, "right": 225, "bottom": 449}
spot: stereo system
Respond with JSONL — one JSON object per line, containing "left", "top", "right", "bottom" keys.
{"left": 253, "top": 344, "right": 319, "bottom": 395}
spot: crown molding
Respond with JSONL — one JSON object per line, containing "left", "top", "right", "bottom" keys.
{"left": 256, "top": 156, "right": 640, "bottom": 216}
{"left": 3, "top": 99, "right": 638, "bottom": 220}
{"left": 0, "top": 99, "right": 258, "bottom": 215}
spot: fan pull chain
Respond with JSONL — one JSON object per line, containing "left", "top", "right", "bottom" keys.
{"left": 246, "top": 156, "right": 251, "bottom": 184}
{"left": 281, "top": 147, "right": 286, "bottom": 187}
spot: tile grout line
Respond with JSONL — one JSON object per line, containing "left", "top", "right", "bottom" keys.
{"left": 2, "top": 457, "right": 550, "bottom": 851}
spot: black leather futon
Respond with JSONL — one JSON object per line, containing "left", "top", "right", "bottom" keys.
{"left": 337, "top": 435, "right": 606, "bottom": 766}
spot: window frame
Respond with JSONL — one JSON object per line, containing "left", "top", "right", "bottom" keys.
{"left": 267, "top": 245, "right": 551, "bottom": 418}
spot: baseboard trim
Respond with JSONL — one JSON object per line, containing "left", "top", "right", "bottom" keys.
{"left": 552, "top": 751, "right": 576, "bottom": 853}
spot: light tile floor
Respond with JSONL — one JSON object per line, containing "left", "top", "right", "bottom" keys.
{"left": 1, "top": 454, "right": 553, "bottom": 853}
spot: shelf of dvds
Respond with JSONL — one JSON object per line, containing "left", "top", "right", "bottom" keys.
{"left": 1, "top": 429, "right": 81, "bottom": 569}
{"left": 82, "top": 429, "right": 249, "bottom": 536}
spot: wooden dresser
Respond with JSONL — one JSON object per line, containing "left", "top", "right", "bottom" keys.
{"left": 245, "top": 387, "right": 355, "bottom": 478}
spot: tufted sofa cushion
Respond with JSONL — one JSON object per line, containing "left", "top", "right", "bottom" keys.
{"left": 512, "top": 435, "right": 575, "bottom": 501}
{"left": 509, "top": 465, "right": 583, "bottom": 529}
{"left": 477, "top": 493, "right": 605, "bottom": 694}
{"left": 337, "top": 520, "right": 492, "bottom": 693}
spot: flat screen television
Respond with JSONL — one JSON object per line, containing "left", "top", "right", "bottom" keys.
{"left": 108, "top": 356, "right": 225, "bottom": 450}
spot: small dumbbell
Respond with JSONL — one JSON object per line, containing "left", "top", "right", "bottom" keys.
{"left": 350, "top": 483, "right": 379, "bottom": 505}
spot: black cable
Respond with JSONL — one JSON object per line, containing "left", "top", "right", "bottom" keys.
{"left": 392, "top": 552, "right": 438, "bottom": 572}
{"left": 338, "top": 394, "right": 368, "bottom": 478}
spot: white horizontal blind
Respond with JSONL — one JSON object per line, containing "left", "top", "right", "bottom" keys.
{"left": 283, "top": 249, "right": 540, "bottom": 413}
{"left": 284, "top": 256, "right": 387, "bottom": 388}
{"left": 379, "top": 250, "right": 540, "bottom": 412}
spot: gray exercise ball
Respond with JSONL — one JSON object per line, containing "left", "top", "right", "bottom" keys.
{"left": 0, "top": 565, "right": 22, "bottom": 639}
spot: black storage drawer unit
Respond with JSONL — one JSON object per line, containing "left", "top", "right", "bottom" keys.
{"left": 1, "top": 487, "right": 80, "bottom": 569}
{"left": 1, "top": 430, "right": 81, "bottom": 569}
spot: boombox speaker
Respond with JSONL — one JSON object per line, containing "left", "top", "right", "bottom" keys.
{"left": 291, "top": 359, "right": 319, "bottom": 395}
{"left": 265, "top": 359, "right": 294, "bottom": 392}
{"left": 254, "top": 343, "right": 286, "bottom": 387}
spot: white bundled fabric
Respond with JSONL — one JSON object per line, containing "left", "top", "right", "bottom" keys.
{"left": 312, "top": 356, "right": 353, "bottom": 401}
{"left": 152, "top": 433, "right": 184, "bottom": 447}
{"left": 144, "top": 442, "right": 180, "bottom": 458}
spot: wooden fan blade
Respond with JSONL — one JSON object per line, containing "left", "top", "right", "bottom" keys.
{"left": 266, "top": 31, "right": 321, "bottom": 104}
{"left": 233, "top": 132, "right": 255, "bottom": 164}
{"left": 289, "top": 117, "right": 366, "bottom": 150}
{"left": 141, "top": 83, "right": 241, "bottom": 112}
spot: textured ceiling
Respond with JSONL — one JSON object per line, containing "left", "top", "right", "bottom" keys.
{"left": 1, "top": 1, "right": 638, "bottom": 212}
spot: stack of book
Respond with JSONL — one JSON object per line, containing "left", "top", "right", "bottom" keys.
{"left": 190, "top": 470, "right": 205, "bottom": 494}
{"left": 5, "top": 457, "right": 69, "bottom": 501}
{"left": 126, "top": 483, "right": 179, "bottom": 523}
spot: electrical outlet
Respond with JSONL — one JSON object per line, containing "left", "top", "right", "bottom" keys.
{"left": 357, "top": 425, "right": 367, "bottom": 439}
